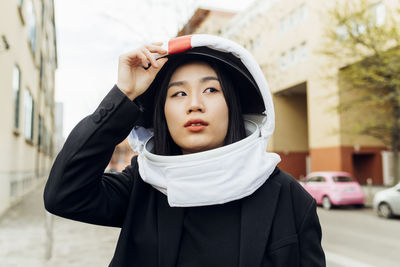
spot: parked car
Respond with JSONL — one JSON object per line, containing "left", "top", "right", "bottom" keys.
{"left": 373, "top": 183, "right": 400, "bottom": 218}
{"left": 301, "top": 171, "right": 365, "bottom": 210}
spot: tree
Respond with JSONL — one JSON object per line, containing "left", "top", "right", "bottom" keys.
{"left": 322, "top": 0, "right": 400, "bottom": 185}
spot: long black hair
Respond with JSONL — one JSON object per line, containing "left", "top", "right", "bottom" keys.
{"left": 152, "top": 55, "right": 246, "bottom": 155}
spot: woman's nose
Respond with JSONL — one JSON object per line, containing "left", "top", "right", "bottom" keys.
{"left": 186, "top": 94, "right": 205, "bottom": 114}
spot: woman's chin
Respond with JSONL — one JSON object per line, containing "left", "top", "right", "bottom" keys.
{"left": 180, "top": 142, "right": 222, "bottom": 155}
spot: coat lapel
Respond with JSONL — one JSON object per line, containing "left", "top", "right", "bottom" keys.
{"left": 157, "top": 193, "right": 185, "bottom": 267}
{"left": 239, "top": 174, "right": 281, "bottom": 267}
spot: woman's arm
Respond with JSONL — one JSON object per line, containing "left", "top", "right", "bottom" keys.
{"left": 43, "top": 86, "right": 141, "bottom": 227}
{"left": 44, "top": 43, "right": 168, "bottom": 227}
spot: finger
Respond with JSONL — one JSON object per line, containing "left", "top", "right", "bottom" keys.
{"left": 151, "top": 41, "right": 163, "bottom": 46}
{"left": 145, "top": 44, "right": 168, "bottom": 54}
{"left": 141, "top": 47, "right": 158, "bottom": 68}
{"left": 157, "top": 57, "right": 168, "bottom": 68}
{"left": 135, "top": 51, "right": 149, "bottom": 68}
{"left": 148, "top": 57, "right": 168, "bottom": 74}
{"left": 121, "top": 49, "right": 147, "bottom": 67}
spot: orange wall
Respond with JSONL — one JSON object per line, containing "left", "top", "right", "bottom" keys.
{"left": 277, "top": 151, "right": 308, "bottom": 180}
{"left": 310, "top": 146, "right": 385, "bottom": 184}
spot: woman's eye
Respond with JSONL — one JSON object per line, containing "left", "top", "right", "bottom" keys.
{"left": 172, "top": 91, "right": 186, "bottom": 97}
{"left": 204, "top": 87, "right": 219, "bottom": 93}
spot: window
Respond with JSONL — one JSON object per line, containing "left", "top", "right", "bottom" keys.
{"left": 10, "top": 181, "right": 19, "bottom": 197}
{"left": 299, "top": 42, "right": 307, "bottom": 61}
{"left": 337, "top": 24, "right": 352, "bottom": 42}
{"left": 280, "top": 18, "right": 286, "bottom": 33}
{"left": 298, "top": 4, "right": 307, "bottom": 21}
{"left": 39, "top": 53, "right": 44, "bottom": 88}
{"left": 41, "top": 1, "right": 45, "bottom": 28}
{"left": 350, "top": 20, "right": 366, "bottom": 36}
{"left": 280, "top": 4, "right": 307, "bottom": 33}
{"left": 308, "top": 176, "right": 322, "bottom": 182}
{"left": 372, "top": 2, "right": 386, "bottom": 26}
{"left": 280, "top": 42, "right": 306, "bottom": 70}
{"left": 26, "top": 0, "right": 37, "bottom": 53}
{"left": 13, "top": 65, "right": 21, "bottom": 130}
{"left": 47, "top": 129, "right": 52, "bottom": 155}
{"left": 308, "top": 176, "right": 326, "bottom": 182}
{"left": 38, "top": 115, "right": 43, "bottom": 148}
{"left": 49, "top": 136, "right": 53, "bottom": 156}
{"left": 333, "top": 176, "right": 353, "bottom": 182}
{"left": 288, "top": 11, "right": 296, "bottom": 28}
{"left": 252, "top": 35, "right": 262, "bottom": 51}
{"left": 336, "top": 2, "right": 386, "bottom": 42}
{"left": 24, "top": 89, "right": 34, "bottom": 141}
{"left": 43, "top": 127, "right": 50, "bottom": 154}
{"left": 289, "top": 47, "right": 296, "bottom": 65}
{"left": 280, "top": 52, "right": 287, "bottom": 70}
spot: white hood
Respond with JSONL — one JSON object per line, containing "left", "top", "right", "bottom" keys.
{"left": 128, "top": 34, "right": 281, "bottom": 207}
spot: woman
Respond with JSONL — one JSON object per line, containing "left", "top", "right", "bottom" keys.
{"left": 44, "top": 34, "right": 326, "bottom": 267}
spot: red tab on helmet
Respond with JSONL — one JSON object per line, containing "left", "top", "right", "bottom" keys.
{"left": 168, "top": 35, "right": 192, "bottom": 54}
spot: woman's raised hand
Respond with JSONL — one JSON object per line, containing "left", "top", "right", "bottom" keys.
{"left": 117, "top": 42, "right": 168, "bottom": 101}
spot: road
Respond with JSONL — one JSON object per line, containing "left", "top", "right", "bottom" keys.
{"left": 0, "top": 184, "right": 399, "bottom": 267}
{"left": 319, "top": 206, "right": 400, "bottom": 267}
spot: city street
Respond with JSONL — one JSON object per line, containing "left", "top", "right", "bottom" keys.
{"left": 0, "top": 183, "right": 399, "bottom": 267}
{"left": 319, "top": 206, "right": 400, "bottom": 267}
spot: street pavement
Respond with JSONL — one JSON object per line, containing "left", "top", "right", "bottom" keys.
{"left": 0, "top": 182, "right": 120, "bottom": 267}
{"left": 319, "top": 206, "right": 400, "bottom": 267}
{"left": 1, "top": 183, "right": 399, "bottom": 267}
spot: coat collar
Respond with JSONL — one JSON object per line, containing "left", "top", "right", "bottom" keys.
{"left": 157, "top": 168, "right": 281, "bottom": 267}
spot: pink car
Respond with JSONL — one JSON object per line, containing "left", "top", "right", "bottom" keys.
{"left": 301, "top": 171, "right": 365, "bottom": 209}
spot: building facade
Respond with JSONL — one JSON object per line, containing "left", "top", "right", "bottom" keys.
{"left": 177, "top": 0, "right": 400, "bottom": 185}
{"left": 0, "top": 0, "right": 57, "bottom": 215}
{"left": 177, "top": 8, "right": 236, "bottom": 36}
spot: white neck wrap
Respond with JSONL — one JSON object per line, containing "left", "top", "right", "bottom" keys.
{"left": 136, "top": 120, "right": 281, "bottom": 207}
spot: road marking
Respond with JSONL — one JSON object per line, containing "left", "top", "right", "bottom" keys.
{"left": 325, "top": 251, "right": 376, "bottom": 267}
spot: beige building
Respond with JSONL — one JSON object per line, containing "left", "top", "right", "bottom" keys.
{"left": 178, "top": 0, "right": 399, "bottom": 185}
{"left": 0, "top": 0, "right": 57, "bottom": 215}
{"left": 177, "top": 8, "right": 236, "bottom": 36}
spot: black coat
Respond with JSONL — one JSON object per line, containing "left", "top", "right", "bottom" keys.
{"left": 44, "top": 86, "right": 326, "bottom": 267}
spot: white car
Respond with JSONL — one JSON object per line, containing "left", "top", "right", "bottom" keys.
{"left": 373, "top": 183, "right": 400, "bottom": 218}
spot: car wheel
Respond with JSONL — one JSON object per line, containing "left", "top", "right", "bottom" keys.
{"left": 322, "top": 196, "right": 332, "bottom": 210}
{"left": 378, "top": 203, "right": 393, "bottom": 218}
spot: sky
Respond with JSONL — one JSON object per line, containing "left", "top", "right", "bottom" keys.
{"left": 54, "top": 0, "right": 255, "bottom": 137}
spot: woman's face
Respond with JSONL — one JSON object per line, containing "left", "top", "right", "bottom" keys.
{"left": 164, "top": 61, "right": 229, "bottom": 154}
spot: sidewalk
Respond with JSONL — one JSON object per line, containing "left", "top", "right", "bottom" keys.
{"left": 0, "top": 182, "right": 120, "bottom": 267}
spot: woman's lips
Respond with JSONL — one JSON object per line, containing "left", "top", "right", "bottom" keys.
{"left": 186, "top": 124, "right": 207, "bottom": 132}
{"left": 184, "top": 120, "right": 208, "bottom": 132}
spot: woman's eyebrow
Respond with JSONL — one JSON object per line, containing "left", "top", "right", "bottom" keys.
{"left": 167, "top": 76, "right": 219, "bottom": 89}
{"left": 167, "top": 81, "right": 185, "bottom": 89}
{"left": 200, "top": 76, "right": 219, "bottom": 83}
